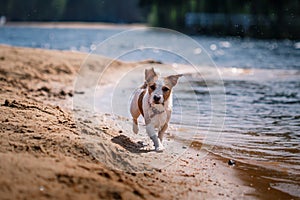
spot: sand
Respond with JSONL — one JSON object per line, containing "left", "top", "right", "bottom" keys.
{"left": 0, "top": 44, "right": 259, "bottom": 199}
{"left": 5, "top": 21, "right": 146, "bottom": 30}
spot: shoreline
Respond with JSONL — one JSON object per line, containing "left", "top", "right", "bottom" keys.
{"left": 3, "top": 21, "right": 147, "bottom": 30}
{"left": 0, "top": 44, "right": 295, "bottom": 199}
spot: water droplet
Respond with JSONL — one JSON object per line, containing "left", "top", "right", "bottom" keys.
{"left": 219, "top": 41, "right": 231, "bottom": 48}
{"left": 193, "top": 48, "right": 202, "bottom": 54}
{"left": 294, "top": 42, "right": 300, "bottom": 49}
{"left": 90, "top": 44, "right": 97, "bottom": 51}
{"left": 210, "top": 44, "right": 217, "bottom": 51}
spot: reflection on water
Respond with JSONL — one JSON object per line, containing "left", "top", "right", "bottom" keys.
{"left": 1, "top": 26, "right": 300, "bottom": 197}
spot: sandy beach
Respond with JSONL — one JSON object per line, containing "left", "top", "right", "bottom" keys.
{"left": 4, "top": 21, "right": 146, "bottom": 30}
{"left": 0, "top": 44, "right": 294, "bottom": 199}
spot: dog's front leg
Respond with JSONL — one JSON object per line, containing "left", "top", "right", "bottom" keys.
{"left": 158, "top": 123, "right": 168, "bottom": 142}
{"left": 158, "top": 110, "right": 171, "bottom": 142}
{"left": 146, "top": 124, "right": 164, "bottom": 152}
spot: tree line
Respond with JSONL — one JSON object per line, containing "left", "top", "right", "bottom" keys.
{"left": 0, "top": 0, "right": 144, "bottom": 22}
{"left": 139, "top": 0, "right": 299, "bottom": 39}
{"left": 0, "top": 0, "right": 299, "bottom": 39}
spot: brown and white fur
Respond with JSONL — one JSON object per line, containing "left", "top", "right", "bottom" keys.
{"left": 130, "top": 68, "right": 181, "bottom": 152}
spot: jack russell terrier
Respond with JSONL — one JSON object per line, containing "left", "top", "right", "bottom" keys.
{"left": 130, "top": 68, "right": 182, "bottom": 152}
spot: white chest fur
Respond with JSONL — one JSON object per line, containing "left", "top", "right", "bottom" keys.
{"left": 142, "top": 92, "right": 171, "bottom": 130}
{"left": 149, "top": 105, "right": 167, "bottom": 129}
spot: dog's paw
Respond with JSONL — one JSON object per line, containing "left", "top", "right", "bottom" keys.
{"left": 155, "top": 142, "right": 165, "bottom": 152}
{"left": 155, "top": 145, "right": 165, "bottom": 152}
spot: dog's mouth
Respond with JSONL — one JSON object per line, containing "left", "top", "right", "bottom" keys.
{"left": 153, "top": 101, "right": 161, "bottom": 104}
{"left": 153, "top": 101, "right": 164, "bottom": 105}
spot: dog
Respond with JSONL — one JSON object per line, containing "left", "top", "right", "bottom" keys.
{"left": 130, "top": 68, "right": 182, "bottom": 152}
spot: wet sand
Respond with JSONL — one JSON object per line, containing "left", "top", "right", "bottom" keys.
{"left": 0, "top": 44, "right": 291, "bottom": 199}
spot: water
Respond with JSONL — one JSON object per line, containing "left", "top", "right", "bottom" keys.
{"left": 1, "top": 26, "right": 299, "bottom": 197}
{"left": 1, "top": 26, "right": 299, "bottom": 69}
{"left": 0, "top": 26, "right": 122, "bottom": 52}
{"left": 177, "top": 69, "right": 300, "bottom": 187}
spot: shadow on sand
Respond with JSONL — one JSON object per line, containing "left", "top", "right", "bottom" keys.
{"left": 111, "top": 134, "right": 153, "bottom": 153}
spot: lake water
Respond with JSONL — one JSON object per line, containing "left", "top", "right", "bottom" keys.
{"left": 1, "top": 26, "right": 299, "bottom": 198}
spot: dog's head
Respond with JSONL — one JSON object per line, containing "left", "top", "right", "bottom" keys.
{"left": 145, "top": 68, "right": 182, "bottom": 105}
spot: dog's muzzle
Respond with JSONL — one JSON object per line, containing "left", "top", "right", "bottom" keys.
{"left": 153, "top": 95, "right": 162, "bottom": 104}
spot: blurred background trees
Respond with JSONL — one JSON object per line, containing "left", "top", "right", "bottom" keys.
{"left": 139, "top": 0, "right": 299, "bottom": 39}
{"left": 0, "top": 0, "right": 299, "bottom": 39}
{"left": 0, "top": 0, "right": 145, "bottom": 22}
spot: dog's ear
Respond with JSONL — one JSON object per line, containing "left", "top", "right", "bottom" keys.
{"left": 164, "top": 74, "right": 182, "bottom": 88}
{"left": 145, "top": 68, "right": 158, "bottom": 83}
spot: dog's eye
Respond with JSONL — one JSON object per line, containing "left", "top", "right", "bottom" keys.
{"left": 162, "top": 87, "right": 169, "bottom": 92}
{"left": 150, "top": 85, "right": 156, "bottom": 90}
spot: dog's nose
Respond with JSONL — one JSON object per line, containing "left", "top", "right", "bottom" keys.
{"left": 153, "top": 95, "right": 161, "bottom": 102}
